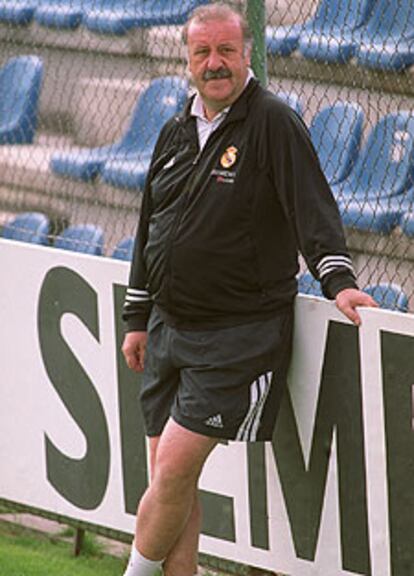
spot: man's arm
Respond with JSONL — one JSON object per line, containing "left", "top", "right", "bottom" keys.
{"left": 121, "top": 121, "right": 175, "bottom": 370}
{"left": 122, "top": 178, "right": 153, "bottom": 334}
{"left": 269, "top": 107, "right": 378, "bottom": 323}
{"left": 121, "top": 170, "right": 153, "bottom": 371}
{"left": 122, "top": 122, "right": 174, "bottom": 336}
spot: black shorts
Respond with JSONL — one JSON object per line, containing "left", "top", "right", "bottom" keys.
{"left": 140, "top": 306, "right": 293, "bottom": 442}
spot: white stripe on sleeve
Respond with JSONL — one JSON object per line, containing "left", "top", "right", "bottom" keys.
{"left": 316, "top": 255, "right": 354, "bottom": 279}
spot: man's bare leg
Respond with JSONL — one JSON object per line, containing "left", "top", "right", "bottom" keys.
{"left": 162, "top": 494, "right": 201, "bottom": 576}
{"left": 134, "top": 419, "right": 217, "bottom": 569}
{"left": 148, "top": 436, "right": 202, "bottom": 575}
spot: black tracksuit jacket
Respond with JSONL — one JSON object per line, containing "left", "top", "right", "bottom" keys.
{"left": 123, "top": 78, "right": 357, "bottom": 332}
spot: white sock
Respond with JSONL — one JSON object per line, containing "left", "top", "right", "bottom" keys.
{"left": 123, "top": 543, "right": 163, "bottom": 576}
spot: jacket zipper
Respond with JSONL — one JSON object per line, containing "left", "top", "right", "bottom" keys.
{"left": 163, "top": 120, "right": 232, "bottom": 310}
{"left": 192, "top": 148, "right": 203, "bottom": 165}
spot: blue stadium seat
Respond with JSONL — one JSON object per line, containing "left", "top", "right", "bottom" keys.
{"left": 355, "top": 0, "right": 414, "bottom": 71}
{"left": 51, "top": 76, "right": 188, "bottom": 183}
{"left": 0, "top": 0, "right": 38, "bottom": 25}
{"left": 54, "top": 224, "right": 104, "bottom": 255}
{"left": 112, "top": 236, "right": 135, "bottom": 261}
{"left": 340, "top": 187, "right": 414, "bottom": 234}
{"left": 276, "top": 91, "right": 303, "bottom": 116}
{"left": 398, "top": 199, "right": 414, "bottom": 237}
{"left": 84, "top": 0, "right": 210, "bottom": 36}
{"left": 298, "top": 0, "right": 375, "bottom": 64}
{"left": 340, "top": 198, "right": 402, "bottom": 234}
{"left": 266, "top": 23, "right": 306, "bottom": 56}
{"left": 309, "top": 102, "right": 364, "bottom": 185}
{"left": 332, "top": 112, "right": 414, "bottom": 204}
{"left": 0, "top": 55, "right": 43, "bottom": 144}
{"left": 297, "top": 272, "right": 324, "bottom": 297}
{"left": 100, "top": 76, "right": 188, "bottom": 190}
{"left": 2, "top": 211, "right": 49, "bottom": 245}
{"left": 34, "top": 0, "right": 84, "bottom": 29}
{"left": 101, "top": 154, "right": 151, "bottom": 190}
{"left": 363, "top": 283, "right": 409, "bottom": 312}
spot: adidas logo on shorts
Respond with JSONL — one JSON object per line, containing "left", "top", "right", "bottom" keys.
{"left": 204, "top": 414, "right": 224, "bottom": 428}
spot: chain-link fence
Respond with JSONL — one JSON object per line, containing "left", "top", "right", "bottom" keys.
{"left": 1, "top": 0, "right": 414, "bottom": 311}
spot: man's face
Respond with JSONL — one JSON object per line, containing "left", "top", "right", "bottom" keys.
{"left": 187, "top": 15, "right": 251, "bottom": 118}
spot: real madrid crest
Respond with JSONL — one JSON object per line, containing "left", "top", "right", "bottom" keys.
{"left": 220, "top": 146, "right": 238, "bottom": 169}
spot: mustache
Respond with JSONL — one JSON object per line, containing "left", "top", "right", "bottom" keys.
{"left": 203, "top": 68, "right": 232, "bottom": 81}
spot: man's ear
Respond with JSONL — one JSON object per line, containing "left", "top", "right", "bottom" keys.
{"left": 186, "top": 50, "right": 193, "bottom": 76}
{"left": 244, "top": 43, "right": 252, "bottom": 65}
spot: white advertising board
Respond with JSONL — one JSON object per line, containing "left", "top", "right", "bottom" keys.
{"left": 0, "top": 239, "right": 412, "bottom": 576}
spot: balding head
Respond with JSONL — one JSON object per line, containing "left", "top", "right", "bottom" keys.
{"left": 182, "top": 2, "right": 253, "bottom": 53}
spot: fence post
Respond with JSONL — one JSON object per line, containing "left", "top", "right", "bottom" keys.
{"left": 73, "top": 527, "right": 85, "bottom": 556}
{"left": 246, "top": 0, "right": 267, "bottom": 86}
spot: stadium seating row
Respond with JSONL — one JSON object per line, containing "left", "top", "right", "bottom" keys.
{"left": 46, "top": 74, "right": 414, "bottom": 237}
{"left": 0, "top": 211, "right": 135, "bottom": 259}
{"left": 0, "top": 0, "right": 209, "bottom": 35}
{"left": 51, "top": 75, "right": 188, "bottom": 188}
{"left": 48, "top": 85, "right": 363, "bottom": 192}
{"left": 0, "top": 53, "right": 360, "bottom": 180}
{"left": 1, "top": 53, "right": 414, "bottom": 238}
{"left": 2, "top": 210, "right": 408, "bottom": 310}
{"left": 267, "top": 0, "right": 414, "bottom": 71}
{"left": 1, "top": 0, "right": 413, "bottom": 73}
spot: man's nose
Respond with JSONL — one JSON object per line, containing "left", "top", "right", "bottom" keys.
{"left": 206, "top": 50, "right": 222, "bottom": 70}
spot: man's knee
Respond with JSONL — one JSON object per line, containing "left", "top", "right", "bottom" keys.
{"left": 150, "top": 423, "right": 217, "bottom": 503}
{"left": 151, "top": 456, "right": 200, "bottom": 505}
{"left": 155, "top": 420, "right": 217, "bottom": 472}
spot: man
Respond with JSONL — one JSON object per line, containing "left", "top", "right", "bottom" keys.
{"left": 121, "top": 3, "right": 377, "bottom": 576}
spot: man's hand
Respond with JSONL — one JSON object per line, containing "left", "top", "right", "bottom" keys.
{"left": 122, "top": 331, "right": 148, "bottom": 372}
{"left": 335, "top": 288, "right": 378, "bottom": 326}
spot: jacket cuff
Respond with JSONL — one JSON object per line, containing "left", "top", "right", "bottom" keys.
{"left": 124, "top": 309, "right": 152, "bottom": 333}
{"left": 322, "top": 269, "right": 358, "bottom": 300}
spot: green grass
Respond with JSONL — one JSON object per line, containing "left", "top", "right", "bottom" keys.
{"left": 0, "top": 519, "right": 230, "bottom": 576}
{"left": 0, "top": 521, "right": 127, "bottom": 576}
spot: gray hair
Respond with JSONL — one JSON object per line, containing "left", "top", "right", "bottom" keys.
{"left": 182, "top": 2, "right": 253, "bottom": 50}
